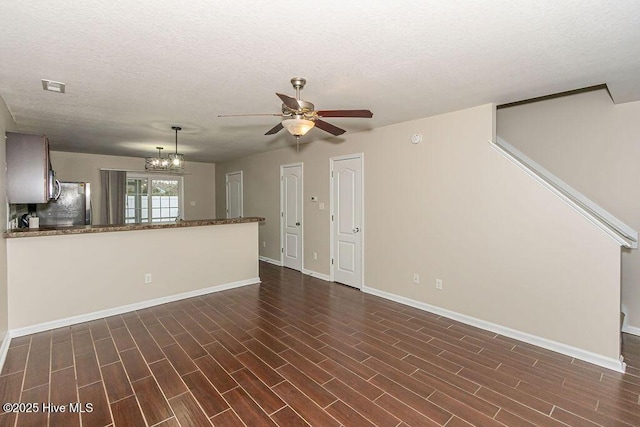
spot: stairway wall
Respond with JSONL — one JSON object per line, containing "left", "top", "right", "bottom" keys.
{"left": 498, "top": 88, "right": 640, "bottom": 333}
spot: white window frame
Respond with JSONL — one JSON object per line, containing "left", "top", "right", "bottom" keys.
{"left": 126, "top": 172, "right": 185, "bottom": 223}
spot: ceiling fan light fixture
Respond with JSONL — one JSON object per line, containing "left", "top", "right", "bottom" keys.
{"left": 219, "top": 77, "right": 372, "bottom": 139}
{"left": 282, "top": 118, "right": 315, "bottom": 137}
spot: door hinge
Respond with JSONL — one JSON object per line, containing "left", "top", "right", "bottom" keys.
{"left": 331, "top": 171, "right": 334, "bottom": 177}
{"left": 331, "top": 215, "right": 334, "bottom": 221}
{"left": 281, "top": 248, "right": 284, "bottom": 253}
{"left": 281, "top": 212, "right": 284, "bottom": 217}
{"left": 331, "top": 258, "right": 334, "bottom": 265}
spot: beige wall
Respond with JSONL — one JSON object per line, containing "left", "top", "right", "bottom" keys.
{"left": 0, "top": 96, "right": 18, "bottom": 345}
{"left": 7, "top": 223, "right": 259, "bottom": 330}
{"left": 216, "top": 104, "right": 622, "bottom": 361}
{"left": 51, "top": 151, "right": 216, "bottom": 224}
{"left": 497, "top": 89, "right": 640, "bottom": 331}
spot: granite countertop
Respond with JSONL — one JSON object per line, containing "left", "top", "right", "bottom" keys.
{"left": 4, "top": 217, "right": 265, "bottom": 238}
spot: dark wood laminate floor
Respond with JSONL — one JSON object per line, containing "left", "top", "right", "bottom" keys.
{"left": 1, "top": 261, "right": 639, "bottom": 426}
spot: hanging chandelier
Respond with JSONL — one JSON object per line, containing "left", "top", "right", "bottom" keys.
{"left": 145, "top": 146, "right": 170, "bottom": 171}
{"left": 145, "top": 126, "right": 185, "bottom": 172}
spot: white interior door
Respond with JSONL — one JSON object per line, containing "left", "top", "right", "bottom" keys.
{"left": 226, "top": 171, "right": 243, "bottom": 218}
{"left": 281, "top": 163, "right": 303, "bottom": 271}
{"left": 331, "top": 154, "right": 363, "bottom": 288}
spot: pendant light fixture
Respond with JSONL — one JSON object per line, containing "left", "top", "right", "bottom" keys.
{"left": 168, "top": 126, "right": 185, "bottom": 171}
{"left": 145, "top": 146, "right": 170, "bottom": 171}
{"left": 144, "top": 125, "right": 185, "bottom": 172}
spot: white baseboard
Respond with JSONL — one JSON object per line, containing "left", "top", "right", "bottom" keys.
{"left": 10, "top": 277, "right": 261, "bottom": 338}
{"left": 259, "top": 256, "right": 282, "bottom": 266}
{"left": 302, "top": 269, "right": 332, "bottom": 282}
{"left": 259, "top": 258, "right": 332, "bottom": 282}
{"left": 0, "top": 330, "right": 11, "bottom": 375}
{"left": 362, "top": 286, "right": 626, "bottom": 373}
{"left": 623, "top": 324, "right": 640, "bottom": 337}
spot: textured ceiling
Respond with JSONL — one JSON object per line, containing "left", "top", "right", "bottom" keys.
{"left": 1, "top": 1, "right": 640, "bottom": 163}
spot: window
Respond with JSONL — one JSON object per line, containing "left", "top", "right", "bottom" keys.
{"left": 125, "top": 174, "right": 183, "bottom": 223}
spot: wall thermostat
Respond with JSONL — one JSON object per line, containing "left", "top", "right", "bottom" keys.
{"left": 411, "top": 133, "right": 423, "bottom": 144}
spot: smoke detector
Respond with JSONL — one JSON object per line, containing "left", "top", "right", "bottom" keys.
{"left": 41, "top": 79, "right": 66, "bottom": 93}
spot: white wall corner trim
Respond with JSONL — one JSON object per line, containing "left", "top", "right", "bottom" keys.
{"left": 362, "top": 286, "right": 626, "bottom": 373}
{"left": 623, "top": 324, "right": 640, "bottom": 337}
{"left": 302, "top": 269, "right": 332, "bottom": 282}
{"left": 259, "top": 256, "right": 282, "bottom": 266}
{"left": 0, "top": 331, "right": 11, "bottom": 375}
{"left": 10, "top": 277, "right": 261, "bottom": 338}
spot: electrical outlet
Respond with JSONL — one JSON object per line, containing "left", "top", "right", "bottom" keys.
{"left": 144, "top": 273, "right": 152, "bottom": 284}
{"left": 413, "top": 274, "right": 420, "bottom": 284}
{"left": 436, "top": 278, "right": 443, "bottom": 290}
{"left": 262, "top": 241, "right": 266, "bottom": 248}
{"left": 319, "top": 202, "right": 325, "bottom": 210}
{"left": 313, "top": 252, "right": 318, "bottom": 260}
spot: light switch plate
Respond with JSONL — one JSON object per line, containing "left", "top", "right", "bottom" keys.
{"left": 319, "top": 202, "right": 325, "bottom": 210}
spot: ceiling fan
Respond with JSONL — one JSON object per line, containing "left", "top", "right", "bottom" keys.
{"left": 218, "top": 77, "right": 373, "bottom": 139}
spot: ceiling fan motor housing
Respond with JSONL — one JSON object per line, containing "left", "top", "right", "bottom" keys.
{"left": 282, "top": 99, "right": 316, "bottom": 119}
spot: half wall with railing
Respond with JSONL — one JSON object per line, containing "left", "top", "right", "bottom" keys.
{"left": 490, "top": 137, "right": 638, "bottom": 249}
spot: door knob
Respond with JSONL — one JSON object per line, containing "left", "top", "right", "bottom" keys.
{"left": 353, "top": 227, "right": 360, "bottom": 233}
{"left": 296, "top": 222, "right": 300, "bottom": 226}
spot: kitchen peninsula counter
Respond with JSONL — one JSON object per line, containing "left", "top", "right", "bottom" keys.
{"left": 6, "top": 217, "right": 263, "bottom": 332}
{"left": 4, "top": 217, "right": 265, "bottom": 238}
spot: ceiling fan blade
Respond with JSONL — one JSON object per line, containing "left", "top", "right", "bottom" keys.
{"left": 218, "top": 113, "right": 282, "bottom": 117}
{"left": 314, "top": 119, "right": 346, "bottom": 136}
{"left": 265, "top": 122, "right": 284, "bottom": 135}
{"left": 316, "top": 109, "right": 373, "bottom": 118}
{"left": 276, "top": 93, "right": 302, "bottom": 110}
